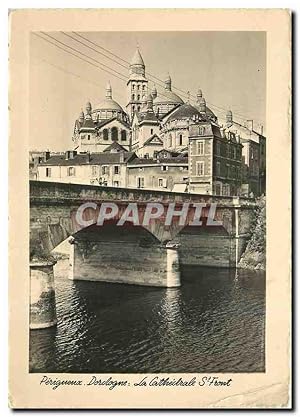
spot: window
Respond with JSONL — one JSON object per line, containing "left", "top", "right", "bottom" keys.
{"left": 111, "top": 127, "right": 118, "bottom": 141}
{"left": 113, "top": 181, "right": 119, "bottom": 187}
{"left": 216, "top": 161, "right": 221, "bottom": 176}
{"left": 161, "top": 165, "right": 168, "bottom": 171}
{"left": 199, "top": 126, "right": 205, "bottom": 135}
{"left": 132, "top": 94, "right": 135, "bottom": 100}
{"left": 121, "top": 130, "right": 127, "bottom": 141}
{"left": 233, "top": 147, "right": 237, "bottom": 159}
{"left": 142, "top": 85, "right": 146, "bottom": 91}
{"left": 102, "top": 166, "right": 108, "bottom": 175}
{"left": 226, "top": 164, "right": 230, "bottom": 177}
{"left": 168, "top": 134, "right": 172, "bottom": 148}
{"left": 87, "top": 134, "right": 90, "bottom": 140}
{"left": 223, "top": 184, "right": 230, "bottom": 196}
{"left": 46, "top": 167, "right": 51, "bottom": 177}
{"left": 137, "top": 85, "right": 140, "bottom": 91}
{"left": 137, "top": 106, "right": 141, "bottom": 112}
{"left": 215, "top": 184, "right": 221, "bottom": 195}
{"left": 179, "top": 134, "right": 183, "bottom": 146}
{"left": 144, "top": 154, "right": 149, "bottom": 159}
{"left": 137, "top": 177, "right": 144, "bottom": 188}
{"left": 216, "top": 142, "right": 221, "bottom": 156}
{"left": 103, "top": 129, "right": 108, "bottom": 140}
{"left": 132, "top": 84, "right": 135, "bottom": 90}
{"left": 114, "top": 165, "right": 120, "bottom": 175}
{"left": 150, "top": 128, "right": 154, "bottom": 135}
{"left": 158, "top": 178, "right": 167, "bottom": 188}
{"left": 68, "top": 167, "right": 75, "bottom": 177}
{"left": 232, "top": 166, "right": 236, "bottom": 178}
{"left": 197, "top": 141, "right": 205, "bottom": 155}
{"left": 91, "top": 166, "right": 97, "bottom": 176}
{"left": 196, "top": 161, "right": 205, "bottom": 176}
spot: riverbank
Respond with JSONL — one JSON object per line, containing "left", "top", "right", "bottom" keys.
{"left": 238, "top": 196, "right": 266, "bottom": 271}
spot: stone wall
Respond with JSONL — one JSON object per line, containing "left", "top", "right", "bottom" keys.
{"left": 69, "top": 224, "right": 180, "bottom": 287}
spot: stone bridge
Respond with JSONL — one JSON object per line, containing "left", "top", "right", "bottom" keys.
{"left": 29, "top": 180, "right": 256, "bottom": 329}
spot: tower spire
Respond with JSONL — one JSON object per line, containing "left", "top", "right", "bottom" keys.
{"left": 129, "top": 46, "right": 145, "bottom": 76}
{"left": 165, "top": 73, "right": 172, "bottom": 91}
{"left": 106, "top": 81, "right": 112, "bottom": 99}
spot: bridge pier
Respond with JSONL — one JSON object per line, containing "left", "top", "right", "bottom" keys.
{"left": 30, "top": 260, "right": 57, "bottom": 329}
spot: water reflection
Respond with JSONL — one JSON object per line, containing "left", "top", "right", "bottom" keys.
{"left": 30, "top": 260, "right": 265, "bottom": 373}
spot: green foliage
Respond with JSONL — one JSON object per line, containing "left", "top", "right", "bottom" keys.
{"left": 248, "top": 196, "right": 266, "bottom": 253}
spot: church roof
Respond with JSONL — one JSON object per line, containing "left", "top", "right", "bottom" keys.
{"left": 153, "top": 89, "right": 184, "bottom": 106}
{"left": 103, "top": 142, "right": 128, "bottom": 153}
{"left": 130, "top": 48, "right": 145, "bottom": 67}
{"left": 143, "top": 134, "right": 163, "bottom": 146}
{"left": 80, "top": 117, "right": 95, "bottom": 131}
{"left": 95, "top": 116, "right": 130, "bottom": 130}
{"left": 139, "top": 111, "right": 159, "bottom": 124}
{"left": 93, "top": 97, "right": 123, "bottom": 112}
{"left": 167, "top": 103, "right": 202, "bottom": 122}
{"left": 194, "top": 103, "right": 217, "bottom": 121}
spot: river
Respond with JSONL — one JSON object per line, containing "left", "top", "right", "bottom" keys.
{"left": 29, "top": 259, "right": 265, "bottom": 373}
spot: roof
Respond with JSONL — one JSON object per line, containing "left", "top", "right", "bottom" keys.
{"left": 143, "top": 134, "right": 163, "bottom": 146}
{"left": 103, "top": 142, "right": 128, "bottom": 153}
{"left": 166, "top": 103, "right": 202, "bottom": 122}
{"left": 80, "top": 118, "right": 95, "bottom": 131}
{"left": 130, "top": 48, "right": 145, "bottom": 67}
{"left": 39, "top": 152, "right": 136, "bottom": 166}
{"left": 127, "top": 156, "right": 188, "bottom": 166}
{"left": 156, "top": 148, "right": 181, "bottom": 157}
{"left": 93, "top": 97, "right": 124, "bottom": 112}
{"left": 95, "top": 116, "right": 130, "bottom": 130}
{"left": 158, "top": 104, "right": 181, "bottom": 121}
{"left": 153, "top": 89, "right": 184, "bottom": 106}
{"left": 139, "top": 111, "right": 159, "bottom": 124}
{"left": 195, "top": 103, "right": 217, "bottom": 121}
{"left": 226, "top": 121, "right": 264, "bottom": 142}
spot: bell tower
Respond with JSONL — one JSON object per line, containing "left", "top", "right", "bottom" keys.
{"left": 126, "top": 46, "right": 148, "bottom": 122}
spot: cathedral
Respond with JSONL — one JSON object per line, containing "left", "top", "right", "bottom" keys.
{"left": 36, "top": 47, "right": 266, "bottom": 197}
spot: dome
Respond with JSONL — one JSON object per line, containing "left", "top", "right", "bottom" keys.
{"left": 94, "top": 98, "right": 123, "bottom": 112}
{"left": 167, "top": 103, "right": 202, "bottom": 122}
{"left": 153, "top": 90, "right": 184, "bottom": 106}
{"left": 93, "top": 81, "right": 124, "bottom": 113}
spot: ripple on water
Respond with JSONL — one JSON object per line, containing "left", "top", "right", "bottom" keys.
{"left": 29, "top": 261, "right": 265, "bottom": 373}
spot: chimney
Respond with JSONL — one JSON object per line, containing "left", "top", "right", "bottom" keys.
{"left": 44, "top": 151, "right": 51, "bottom": 161}
{"left": 246, "top": 119, "right": 253, "bottom": 131}
{"left": 258, "top": 124, "right": 264, "bottom": 135}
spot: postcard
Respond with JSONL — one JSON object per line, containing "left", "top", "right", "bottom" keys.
{"left": 9, "top": 8, "right": 291, "bottom": 408}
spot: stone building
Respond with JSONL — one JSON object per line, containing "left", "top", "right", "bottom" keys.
{"left": 72, "top": 82, "right": 131, "bottom": 153}
{"left": 126, "top": 150, "right": 189, "bottom": 191}
{"left": 34, "top": 46, "right": 266, "bottom": 197}
{"left": 37, "top": 149, "right": 136, "bottom": 187}
{"left": 225, "top": 110, "right": 266, "bottom": 196}
{"left": 189, "top": 119, "right": 243, "bottom": 195}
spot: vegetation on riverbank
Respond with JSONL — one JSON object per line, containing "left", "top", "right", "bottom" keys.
{"left": 238, "top": 196, "right": 266, "bottom": 271}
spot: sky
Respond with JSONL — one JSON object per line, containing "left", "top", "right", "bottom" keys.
{"left": 29, "top": 31, "right": 266, "bottom": 151}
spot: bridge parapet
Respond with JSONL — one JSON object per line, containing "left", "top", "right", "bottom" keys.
{"left": 30, "top": 181, "right": 256, "bottom": 209}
